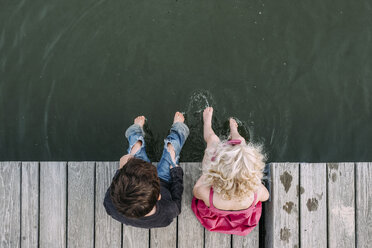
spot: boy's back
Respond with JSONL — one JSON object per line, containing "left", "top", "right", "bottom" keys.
{"left": 104, "top": 165, "right": 183, "bottom": 228}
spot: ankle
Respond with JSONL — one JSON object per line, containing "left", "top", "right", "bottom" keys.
{"left": 204, "top": 123, "right": 213, "bottom": 129}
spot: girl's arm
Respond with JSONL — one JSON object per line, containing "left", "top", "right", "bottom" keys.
{"left": 257, "top": 183, "right": 270, "bottom": 203}
{"left": 203, "top": 120, "right": 220, "bottom": 148}
{"left": 193, "top": 175, "right": 210, "bottom": 206}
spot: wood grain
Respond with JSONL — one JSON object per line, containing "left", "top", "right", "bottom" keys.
{"left": 123, "top": 225, "right": 149, "bottom": 248}
{"left": 178, "top": 162, "right": 204, "bottom": 248}
{"left": 67, "top": 162, "right": 95, "bottom": 248}
{"left": 39, "top": 162, "right": 66, "bottom": 248}
{"left": 264, "top": 163, "right": 299, "bottom": 248}
{"left": 150, "top": 220, "right": 177, "bottom": 248}
{"left": 327, "top": 163, "right": 355, "bottom": 248}
{"left": 95, "top": 162, "right": 122, "bottom": 248}
{"left": 205, "top": 231, "right": 231, "bottom": 248}
{"left": 355, "top": 162, "right": 372, "bottom": 248}
{"left": 0, "top": 162, "right": 21, "bottom": 248}
{"left": 232, "top": 224, "right": 259, "bottom": 248}
{"left": 21, "top": 162, "right": 39, "bottom": 248}
{"left": 300, "top": 163, "right": 327, "bottom": 248}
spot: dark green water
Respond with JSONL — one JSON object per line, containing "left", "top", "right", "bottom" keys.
{"left": 1, "top": 0, "right": 371, "bottom": 162}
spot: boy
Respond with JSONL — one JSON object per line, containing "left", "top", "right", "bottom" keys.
{"left": 104, "top": 112, "right": 189, "bottom": 228}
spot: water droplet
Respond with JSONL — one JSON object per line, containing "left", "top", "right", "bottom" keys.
{"left": 283, "top": 62, "right": 287, "bottom": 66}
{"left": 259, "top": 11, "right": 262, "bottom": 15}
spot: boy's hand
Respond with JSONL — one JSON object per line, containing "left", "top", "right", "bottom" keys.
{"left": 119, "top": 154, "right": 133, "bottom": 169}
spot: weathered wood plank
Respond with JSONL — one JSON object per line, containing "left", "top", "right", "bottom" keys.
{"left": 178, "top": 163, "right": 204, "bottom": 248}
{"left": 21, "top": 162, "right": 39, "bottom": 248}
{"left": 67, "top": 162, "right": 95, "bottom": 248}
{"left": 232, "top": 223, "right": 259, "bottom": 248}
{"left": 123, "top": 225, "right": 149, "bottom": 248}
{"left": 327, "top": 163, "right": 355, "bottom": 248}
{"left": 150, "top": 220, "right": 177, "bottom": 248}
{"left": 205, "top": 232, "right": 231, "bottom": 248}
{"left": 264, "top": 163, "right": 299, "bottom": 248}
{"left": 39, "top": 162, "right": 66, "bottom": 248}
{"left": 95, "top": 162, "right": 122, "bottom": 248}
{"left": 0, "top": 162, "right": 21, "bottom": 248}
{"left": 300, "top": 163, "right": 327, "bottom": 248}
{"left": 356, "top": 162, "right": 372, "bottom": 248}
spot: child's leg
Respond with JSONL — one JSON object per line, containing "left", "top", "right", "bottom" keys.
{"left": 157, "top": 112, "right": 189, "bottom": 182}
{"left": 203, "top": 107, "right": 220, "bottom": 148}
{"left": 229, "top": 118, "right": 245, "bottom": 143}
{"left": 124, "top": 116, "right": 151, "bottom": 163}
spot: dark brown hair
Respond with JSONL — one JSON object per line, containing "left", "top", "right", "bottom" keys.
{"left": 110, "top": 158, "right": 160, "bottom": 218}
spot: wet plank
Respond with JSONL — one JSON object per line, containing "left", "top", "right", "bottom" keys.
{"left": 205, "top": 232, "right": 231, "bottom": 248}
{"left": 355, "top": 162, "right": 372, "bottom": 247}
{"left": 123, "top": 226, "right": 149, "bottom": 248}
{"left": 39, "top": 162, "right": 66, "bottom": 248}
{"left": 0, "top": 162, "right": 21, "bottom": 248}
{"left": 21, "top": 162, "right": 39, "bottom": 248}
{"left": 232, "top": 224, "right": 259, "bottom": 248}
{"left": 327, "top": 163, "right": 355, "bottom": 248}
{"left": 300, "top": 163, "right": 327, "bottom": 248}
{"left": 95, "top": 162, "right": 122, "bottom": 248}
{"left": 264, "top": 163, "right": 299, "bottom": 248}
{"left": 178, "top": 163, "right": 204, "bottom": 248}
{"left": 67, "top": 162, "right": 95, "bottom": 248}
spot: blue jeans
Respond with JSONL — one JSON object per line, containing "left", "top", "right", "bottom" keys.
{"left": 125, "top": 122, "right": 189, "bottom": 182}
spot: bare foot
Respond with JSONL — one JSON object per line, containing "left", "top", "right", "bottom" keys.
{"left": 229, "top": 118, "right": 238, "bottom": 132}
{"left": 173, "top": 112, "right": 185, "bottom": 124}
{"left": 229, "top": 118, "right": 245, "bottom": 142}
{"left": 203, "top": 107, "right": 213, "bottom": 126}
{"left": 134, "top": 116, "right": 146, "bottom": 127}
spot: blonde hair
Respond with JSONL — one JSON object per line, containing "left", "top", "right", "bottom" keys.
{"left": 203, "top": 141, "right": 266, "bottom": 201}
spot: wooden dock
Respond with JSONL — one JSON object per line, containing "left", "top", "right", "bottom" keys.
{"left": 0, "top": 162, "right": 371, "bottom": 248}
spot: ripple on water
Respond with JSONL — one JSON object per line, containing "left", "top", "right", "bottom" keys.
{"left": 174, "top": 89, "right": 292, "bottom": 161}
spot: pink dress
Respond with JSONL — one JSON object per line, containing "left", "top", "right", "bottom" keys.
{"left": 191, "top": 187, "right": 262, "bottom": 236}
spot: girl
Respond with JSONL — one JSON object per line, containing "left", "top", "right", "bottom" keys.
{"left": 191, "top": 107, "right": 269, "bottom": 236}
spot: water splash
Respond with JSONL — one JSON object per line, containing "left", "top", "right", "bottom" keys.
{"left": 179, "top": 90, "right": 257, "bottom": 161}
{"left": 185, "top": 89, "right": 216, "bottom": 114}
{"left": 180, "top": 90, "right": 217, "bottom": 161}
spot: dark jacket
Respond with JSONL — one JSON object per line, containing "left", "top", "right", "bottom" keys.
{"left": 103, "top": 167, "right": 184, "bottom": 228}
